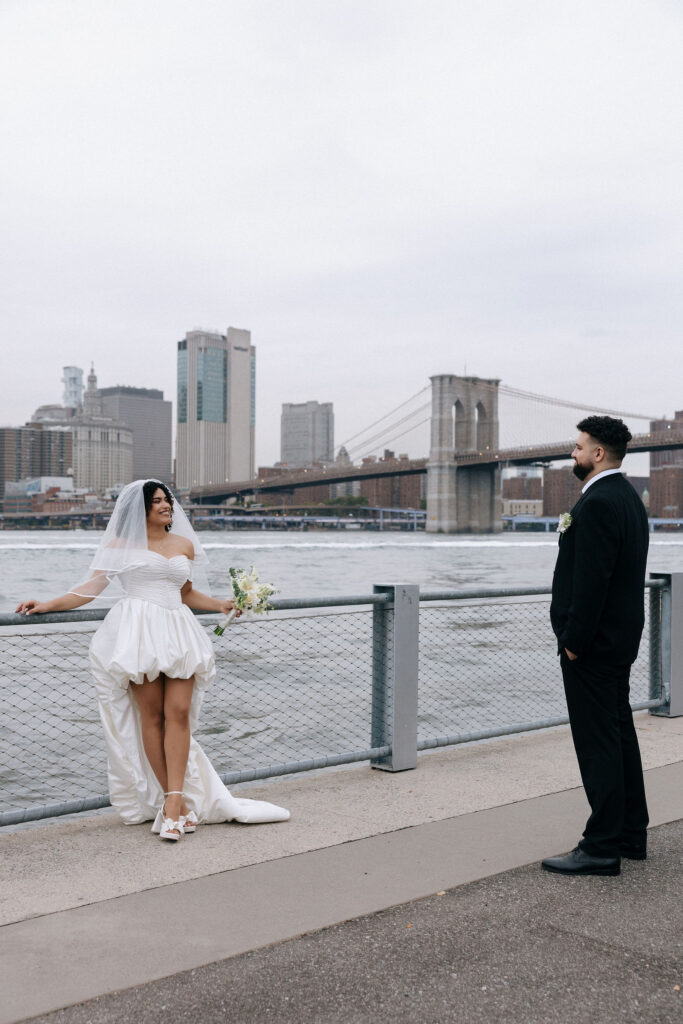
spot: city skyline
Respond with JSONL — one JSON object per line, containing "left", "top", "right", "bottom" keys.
{"left": 2, "top": 2, "right": 682, "bottom": 470}
{"left": 1, "top": 354, "right": 678, "bottom": 481}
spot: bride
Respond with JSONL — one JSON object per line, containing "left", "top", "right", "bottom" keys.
{"left": 16, "top": 479, "right": 289, "bottom": 840}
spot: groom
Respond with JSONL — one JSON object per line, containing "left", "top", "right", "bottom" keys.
{"left": 543, "top": 415, "right": 649, "bottom": 876}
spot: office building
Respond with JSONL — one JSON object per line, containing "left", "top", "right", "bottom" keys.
{"left": 650, "top": 466, "right": 683, "bottom": 518}
{"left": 100, "top": 386, "right": 172, "bottom": 482}
{"left": 176, "top": 328, "right": 256, "bottom": 489}
{"left": 28, "top": 365, "right": 133, "bottom": 493}
{"left": 0, "top": 425, "right": 74, "bottom": 505}
{"left": 542, "top": 467, "right": 583, "bottom": 518}
{"left": 359, "top": 451, "right": 424, "bottom": 509}
{"left": 502, "top": 472, "right": 542, "bottom": 501}
{"left": 72, "top": 366, "right": 133, "bottom": 491}
{"left": 1, "top": 427, "right": 39, "bottom": 502}
{"left": 281, "top": 401, "right": 334, "bottom": 468}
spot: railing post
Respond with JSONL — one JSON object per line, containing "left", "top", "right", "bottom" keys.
{"left": 371, "top": 584, "right": 419, "bottom": 771}
{"left": 649, "top": 573, "right": 683, "bottom": 717}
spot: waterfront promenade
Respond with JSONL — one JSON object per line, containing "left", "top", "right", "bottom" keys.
{"left": 1, "top": 713, "right": 682, "bottom": 1023}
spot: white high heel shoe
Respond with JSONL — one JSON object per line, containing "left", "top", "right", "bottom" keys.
{"left": 181, "top": 809, "right": 198, "bottom": 834}
{"left": 155, "top": 790, "right": 184, "bottom": 842}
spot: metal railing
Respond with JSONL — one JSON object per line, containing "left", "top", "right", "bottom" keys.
{"left": 0, "top": 575, "right": 679, "bottom": 827}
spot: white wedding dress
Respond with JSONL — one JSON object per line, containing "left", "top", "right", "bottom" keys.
{"left": 88, "top": 550, "right": 290, "bottom": 826}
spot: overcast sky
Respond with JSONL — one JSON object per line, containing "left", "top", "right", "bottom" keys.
{"left": 1, "top": 0, "right": 681, "bottom": 470}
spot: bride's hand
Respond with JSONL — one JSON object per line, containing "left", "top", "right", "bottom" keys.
{"left": 15, "top": 599, "right": 50, "bottom": 616}
{"left": 219, "top": 599, "right": 242, "bottom": 618}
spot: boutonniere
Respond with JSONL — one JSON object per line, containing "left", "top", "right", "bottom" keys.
{"left": 557, "top": 512, "right": 572, "bottom": 534}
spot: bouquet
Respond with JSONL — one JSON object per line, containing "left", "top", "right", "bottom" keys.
{"left": 213, "top": 566, "right": 276, "bottom": 636}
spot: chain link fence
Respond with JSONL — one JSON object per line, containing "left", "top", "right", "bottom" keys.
{"left": 0, "top": 582, "right": 668, "bottom": 825}
{"left": 417, "top": 594, "right": 658, "bottom": 746}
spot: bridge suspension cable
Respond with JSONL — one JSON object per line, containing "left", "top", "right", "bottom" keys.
{"left": 498, "top": 384, "right": 657, "bottom": 421}
{"left": 353, "top": 416, "right": 432, "bottom": 459}
{"left": 338, "top": 385, "right": 430, "bottom": 450}
{"left": 346, "top": 402, "right": 431, "bottom": 458}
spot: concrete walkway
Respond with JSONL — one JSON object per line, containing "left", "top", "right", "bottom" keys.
{"left": 1, "top": 713, "right": 682, "bottom": 1024}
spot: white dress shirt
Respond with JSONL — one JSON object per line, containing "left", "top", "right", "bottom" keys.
{"left": 581, "top": 468, "right": 623, "bottom": 494}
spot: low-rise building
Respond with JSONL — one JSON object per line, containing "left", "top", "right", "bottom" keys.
{"left": 502, "top": 498, "right": 543, "bottom": 517}
{"left": 358, "top": 451, "right": 424, "bottom": 509}
{"left": 542, "top": 467, "right": 584, "bottom": 517}
{"left": 649, "top": 466, "right": 683, "bottom": 518}
{"left": 502, "top": 473, "right": 542, "bottom": 501}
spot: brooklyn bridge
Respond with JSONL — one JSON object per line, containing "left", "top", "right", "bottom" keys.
{"left": 189, "top": 375, "right": 683, "bottom": 533}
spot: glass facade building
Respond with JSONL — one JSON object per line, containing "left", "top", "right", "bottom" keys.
{"left": 196, "top": 347, "right": 227, "bottom": 423}
{"left": 177, "top": 341, "right": 187, "bottom": 424}
{"left": 175, "top": 328, "right": 255, "bottom": 490}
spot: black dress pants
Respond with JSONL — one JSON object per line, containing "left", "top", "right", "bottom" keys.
{"left": 560, "top": 651, "right": 649, "bottom": 857}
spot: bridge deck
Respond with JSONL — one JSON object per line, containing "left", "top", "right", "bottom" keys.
{"left": 189, "top": 431, "right": 683, "bottom": 502}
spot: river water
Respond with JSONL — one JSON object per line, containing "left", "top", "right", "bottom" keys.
{"left": 3, "top": 528, "right": 683, "bottom": 609}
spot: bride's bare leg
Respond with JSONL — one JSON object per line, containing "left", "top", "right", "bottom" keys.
{"left": 162, "top": 677, "right": 195, "bottom": 823}
{"left": 130, "top": 677, "right": 168, "bottom": 793}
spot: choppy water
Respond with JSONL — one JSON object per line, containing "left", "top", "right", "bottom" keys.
{"left": 3, "top": 528, "right": 683, "bottom": 609}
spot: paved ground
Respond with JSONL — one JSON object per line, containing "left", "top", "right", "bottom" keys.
{"left": 23, "top": 819, "right": 683, "bottom": 1024}
{"left": 1, "top": 716, "right": 682, "bottom": 1024}
{"left": 3, "top": 713, "right": 682, "bottom": 927}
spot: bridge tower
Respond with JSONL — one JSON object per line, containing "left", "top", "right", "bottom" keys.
{"left": 426, "top": 375, "right": 502, "bottom": 533}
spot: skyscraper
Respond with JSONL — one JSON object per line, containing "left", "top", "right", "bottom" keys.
{"left": 176, "top": 328, "right": 256, "bottom": 489}
{"left": 281, "top": 401, "right": 334, "bottom": 468}
{"left": 100, "top": 386, "right": 172, "bottom": 482}
{"left": 61, "top": 366, "right": 84, "bottom": 410}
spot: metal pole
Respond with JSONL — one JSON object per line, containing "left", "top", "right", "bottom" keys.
{"left": 648, "top": 581, "right": 663, "bottom": 712}
{"left": 649, "top": 573, "right": 683, "bottom": 717}
{"left": 371, "top": 584, "right": 419, "bottom": 771}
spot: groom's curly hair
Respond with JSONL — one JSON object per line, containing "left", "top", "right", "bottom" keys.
{"left": 577, "top": 416, "right": 632, "bottom": 461}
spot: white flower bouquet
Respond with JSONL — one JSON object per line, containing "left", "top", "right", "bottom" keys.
{"left": 213, "top": 566, "right": 276, "bottom": 636}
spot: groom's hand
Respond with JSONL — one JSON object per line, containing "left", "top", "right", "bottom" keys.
{"left": 565, "top": 648, "right": 578, "bottom": 661}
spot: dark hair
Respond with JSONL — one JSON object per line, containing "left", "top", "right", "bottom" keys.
{"left": 576, "top": 416, "right": 632, "bottom": 461}
{"left": 143, "top": 480, "right": 175, "bottom": 531}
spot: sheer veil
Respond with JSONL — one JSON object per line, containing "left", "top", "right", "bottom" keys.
{"left": 69, "top": 480, "right": 211, "bottom": 600}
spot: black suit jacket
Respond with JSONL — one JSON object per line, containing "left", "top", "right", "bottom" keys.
{"left": 550, "top": 473, "right": 649, "bottom": 666}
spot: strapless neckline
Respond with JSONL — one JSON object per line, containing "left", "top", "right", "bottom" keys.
{"left": 146, "top": 550, "right": 190, "bottom": 563}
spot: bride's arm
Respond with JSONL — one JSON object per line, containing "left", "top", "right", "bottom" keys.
{"left": 16, "top": 571, "right": 109, "bottom": 615}
{"left": 180, "top": 581, "right": 239, "bottom": 616}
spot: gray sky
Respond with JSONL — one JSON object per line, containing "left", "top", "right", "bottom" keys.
{"left": 1, "top": 0, "right": 681, "bottom": 469}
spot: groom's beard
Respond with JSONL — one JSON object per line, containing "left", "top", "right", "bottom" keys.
{"left": 572, "top": 461, "right": 593, "bottom": 481}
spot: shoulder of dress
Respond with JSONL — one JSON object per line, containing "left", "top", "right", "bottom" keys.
{"left": 179, "top": 537, "right": 195, "bottom": 559}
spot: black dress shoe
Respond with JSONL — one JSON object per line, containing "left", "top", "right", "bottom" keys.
{"left": 542, "top": 847, "right": 620, "bottom": 876}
